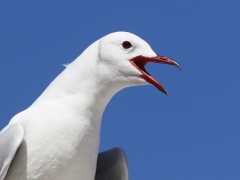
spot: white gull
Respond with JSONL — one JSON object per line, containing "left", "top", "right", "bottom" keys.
{"left": 0, "top": 32, "right": 180, "bottom": 180}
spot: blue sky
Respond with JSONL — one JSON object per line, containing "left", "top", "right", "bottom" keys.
{"left": 0, "top": 1, "right": 240, "bottom": 179}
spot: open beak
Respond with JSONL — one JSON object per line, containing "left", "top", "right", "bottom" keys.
{"left": 130, "top": 55, "right": 181, "bottom": 95}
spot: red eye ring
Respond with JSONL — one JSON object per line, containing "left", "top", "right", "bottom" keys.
{"left": 122, "top": 41, "right": 132, "bottom": 49}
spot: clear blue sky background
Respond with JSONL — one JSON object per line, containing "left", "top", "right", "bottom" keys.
{"left": 0, "top": 1, "right": 240, "bottom": 179}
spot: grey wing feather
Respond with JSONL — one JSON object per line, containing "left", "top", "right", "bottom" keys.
{"left": 0, "top": 124, "right": 24, "bottom": 180}
{"left": 95, "top": 147, "right": 129, "bottom": 180}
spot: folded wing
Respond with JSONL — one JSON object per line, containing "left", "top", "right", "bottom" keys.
{"left": 0, "top": 124, "right": 24, "bottom": 180}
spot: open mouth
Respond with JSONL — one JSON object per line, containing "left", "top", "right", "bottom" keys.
{"left": 130, "top": 55, "right": 181, "bottom": 95}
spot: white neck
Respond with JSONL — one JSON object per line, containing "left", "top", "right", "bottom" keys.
{"left": 17, "top": 41, "right": 126, "bottom": 180}
{"left": 40, "top": 41, "right": 124, "bottom": 113}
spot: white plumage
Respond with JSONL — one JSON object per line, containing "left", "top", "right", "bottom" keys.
{"left": 0, "top": 32, "right": 180, "bottom": 180}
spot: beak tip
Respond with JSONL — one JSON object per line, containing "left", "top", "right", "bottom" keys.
{"left": 174, "top": 62, "right": 181, "bottom": 70}
{"left": 163, "top": 90, "right": 168, "bottom": 96}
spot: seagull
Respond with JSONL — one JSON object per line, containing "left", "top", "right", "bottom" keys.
{"left": 0, "top": 32, "right": 180, "bottom": 180}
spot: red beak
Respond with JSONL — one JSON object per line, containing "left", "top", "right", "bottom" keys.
{"left": 130, "top": 55, "right": 181, "bottom": 95}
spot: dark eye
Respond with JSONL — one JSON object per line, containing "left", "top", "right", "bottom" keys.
{"left": 122, "top": 41, "right": 132, "bottom": 49}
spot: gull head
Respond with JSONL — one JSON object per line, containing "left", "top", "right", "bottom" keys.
{"left": 96, "top": 32, "right": 181, "bottom": 95}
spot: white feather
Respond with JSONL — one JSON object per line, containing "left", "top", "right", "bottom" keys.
{"left": 4, "top": 32, "right": 157, "bottom": 180}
